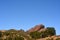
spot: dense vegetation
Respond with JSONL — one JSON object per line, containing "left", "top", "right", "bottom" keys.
{"left": 30, "top": 27, "right": 56, "bottom": 39}
{"left": 0, "top": 27, "right": 60, "bottom": 40}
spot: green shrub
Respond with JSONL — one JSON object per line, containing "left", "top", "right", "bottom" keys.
{"left": 30, "top": 31, "right": 41, "bottom": 39}
{"left": 15, "top": 36, "right": 24, "bottom": 40}
{"left": 46, "top": 27, "right": 56, "bottom": 36}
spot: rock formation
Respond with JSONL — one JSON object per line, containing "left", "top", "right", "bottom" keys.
{"left": 27, "top": 24, "right": 45, "bottom": 33}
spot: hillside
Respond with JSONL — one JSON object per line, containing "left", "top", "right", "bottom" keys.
{"left": 0, "top": 24, "right": 60, "bottom": 40}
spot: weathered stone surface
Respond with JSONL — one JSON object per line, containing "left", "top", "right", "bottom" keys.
{"left": 38, "top": 28, "right": 46, "bottom": 32}
{"left": 27, "top": 24, "right": 45, "bottom": 32}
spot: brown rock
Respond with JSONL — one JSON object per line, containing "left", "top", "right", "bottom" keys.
{"left": 27, "top": 24, "right": 45, "bottom": 33}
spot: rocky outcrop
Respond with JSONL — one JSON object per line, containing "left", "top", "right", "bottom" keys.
{"left": 27, "top": 24, "right": 45, "bottom": 33}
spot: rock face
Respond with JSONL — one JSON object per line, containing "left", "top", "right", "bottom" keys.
{"left": 27, "top": 24, "right": 45, "bottom": 33}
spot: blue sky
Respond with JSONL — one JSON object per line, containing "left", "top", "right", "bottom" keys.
{"left": 0, "top": 0, "right": 60, "bottom": 35}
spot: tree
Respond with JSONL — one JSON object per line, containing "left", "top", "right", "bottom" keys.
{"left": 46, "top": 27, "right": 56, "bottom": 36}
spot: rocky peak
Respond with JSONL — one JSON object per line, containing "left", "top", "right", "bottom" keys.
{"left": 27, "top": 24, "right": 45, "bottom": 32}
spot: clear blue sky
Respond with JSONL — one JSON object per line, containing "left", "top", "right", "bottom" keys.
{"left": 0, "top": 0, "right": 60, "bottom": 35}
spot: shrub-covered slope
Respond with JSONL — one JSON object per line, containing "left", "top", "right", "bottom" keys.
{"left": 0, "top": 24, "right": 60, "bottom": 40}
